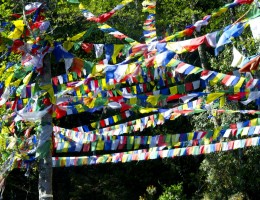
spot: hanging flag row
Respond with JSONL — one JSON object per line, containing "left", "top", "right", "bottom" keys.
{"left": 142, "top": 0, "right": 157, "bottom": 44}
{"left": 53, "top": 118, "right": 260, "bottom": 153}
{"left": 79, "top": 0, "right": 138, "bottom": 44}
{"left": 52, "top": 135, "right": 260, "bottom": 167}
{"left": 161, "top": 0, "right": 256, "bottom": 42}
{"left": 55, "top": 97, "right": 260, "bottom": 136}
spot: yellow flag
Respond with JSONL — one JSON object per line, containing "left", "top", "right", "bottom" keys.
{"left": 70, "top": 31, "right": 87, "bottom": 41}
{"left": 68, "top": 73, "right": 73, "bottom": 81}
{"left": 250, "top": 118, "right": 257, "bottom": 126}
{"left": 1, "top": 126, "right": 9, "bottom": 134}
{"left": 8, "top": 20, "right": 24, "bottom": 39}
{"left": 23, "top": 98, "right": 28, "bottom": 105}
{"left": 158, "top": 113, "right": 164, "bottom": 123}
{"left": 112, "top": 45, "right": 124, "bottom": 64}
{"left": 135, "top": 119, "right": 141, "bottom": 129}
{"left": 169, "top": 86, "right": 177, "bottom": 94}
{"left": 23, "top": 71, "right": 33, "bottom": 85}
{"left": 88, "top": 98, "right": 96, "bottom": 108}
{"left": 75, "top": 104, "right": 85, "bottom": 113}
{"left": 241, "top": 127, "right": 249, "bottom": 137}
{"left": 96, "top": 156, "right": 102, "bottom": 164}
{"left": 121, "top": 0, "right": 134, "bottom": 5}
{"left": 113, "top": 115, "right": 118, "bottom": 123}
{"left": 189, "top": 67, "right": 201, "bottom": 75}
{"left": 210, "top": 73, "right": 223, "bottom": 85}
{"left": 93, "top": 64, "right": 105, "bottom": 75}
{"left": 213, "top": 127, "right": 221, "bottom": 140}
{"left": 212, "top": 7, "right": 228, "bottom": 17}
{"left": 98, "top": 24, "right": 112, "bottom": 29}
{"left": 91, "top": 122, "right": 97, "bottom": 128}
{"left": 0, "top": 65, "right": 5, "bottom": 75}
{"left": 165, "top": 35, "right": 175, "bottom": 42}
{"left": 62, "top": 141, "right": 70, "bottom": 153}
{"left": 219, "top": 96, "right": 225, "bottom": 108}
{"left": 122, "top": 155, "right": 128, "bottom": 163}
{"left": 206, "top": 93, "right": 224, "bottom": 104}
{"left": 96, "top": 139, "right": 105, "bottom": 151}
{"left": 139, "top": 108, "right": 157, "bottom": 113}
{"left": 63, "top": 41, "right": 74, "bottom": 51}
{"left": 170, "top": 113, "right": 181, "bottom": 120}
{"left": 101, "top": 78, "right": 107, "bottom": 89}
{"left": 6, "top": 66, "right": 15, "bottom": 72}
{"left": 125, "top": 63, "right": 136, "bottom": 75}
{"left": 79, "top": 3, "right": 85, "bottom": 9}
{"left": 11, "top": 79, "right": 22, "bottom": 87}
{"left": 183, "top": 103, "right": 188, "bottom": 110}
{"left": 130, "top": 97, "right": 137, "bottom": 104}
{"left": 26, "top": 40, "right": 34, "bottom": 44}
{"left": 147, "top": 95, "right": 160, "bottom": 106}
{"left": 5, "top": 73, "right": 14, "bottom": 87}
{"left": 234, "top": 77, "right": 245, "bottom": 93}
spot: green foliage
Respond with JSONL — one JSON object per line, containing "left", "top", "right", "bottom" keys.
{"left": 0, "top": 0, "right": 16, "bottom": 20}
{"left": 139, "top": 185, "right": 157, "bottom": 200}
{"left": 200, "top": 147, "right": 260, "bottom": 199}
{"left": 158, "top": 183, "right": 185, "bottom": 200}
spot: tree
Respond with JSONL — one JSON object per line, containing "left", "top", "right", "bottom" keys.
{"left": 0, "top": 0, "right": 259, "bottom": 199}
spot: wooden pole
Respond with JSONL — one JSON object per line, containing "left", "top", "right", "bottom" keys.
{"left": 38, "top": 54, "right": 53, "bottom": 200}
{"left": 21, "top": 1, "right": 53, "bottom": 198}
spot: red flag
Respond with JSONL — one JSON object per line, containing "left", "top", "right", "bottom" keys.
{"left": 81, "top": 43, "right": 93, "bottom": 53}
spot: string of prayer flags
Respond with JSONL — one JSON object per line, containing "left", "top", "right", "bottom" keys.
{"left": 54, "top": 122, "right": 260, "bottom": 153}
{"left": 56, "top": 92, "right": 201, "bottom": 115}
{"left": 142, "top": 0, "right": 157, "bottom": 44}
{"left": 175, "top": 64, "right": 260, "bottom": 92}
{"left": 239, "top": 54, "right": 260, "bottom": 73}
{"left": 55, "top": 103, "right": 259, "bottom": 138}
{"left": 79, "top": 1, "right": 137, "bottom": 44}
{"left": 78, "top": 0, "right": 133, "bottom": 23}
{"left": 53, "top": 118, "right": 260, "bottom": 152}
{"left": 47, "top": 40, "right": 258, "bottom": 95}
{"left": 160, "top": 0, "right": 254, "bottom": 43}
{"left": 166, "top": 36, "right": 206, "bottom": 54}
{"left": 164, "top": 21, "right": 248, "bottom": 56}
{"left": 215, "top": 22, "right": 248, "bottom": 56}
{"left": 53, "top": 109, "right": 173, "bottom": 137}
{"left": 52, "top": 135, "right": 260, "bottom": 167}
{"left": 164, "top": 7, "right": 259, "bottom": 56}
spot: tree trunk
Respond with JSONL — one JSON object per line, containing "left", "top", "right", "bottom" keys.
{"left": 38, "top": 54, "right": 53, "bottom": 200}
{"left": 191, "top": 14, "right": 209, "bottom": 69}
{"left": 191, "top": 12, "right": 219, "bottom": 128}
